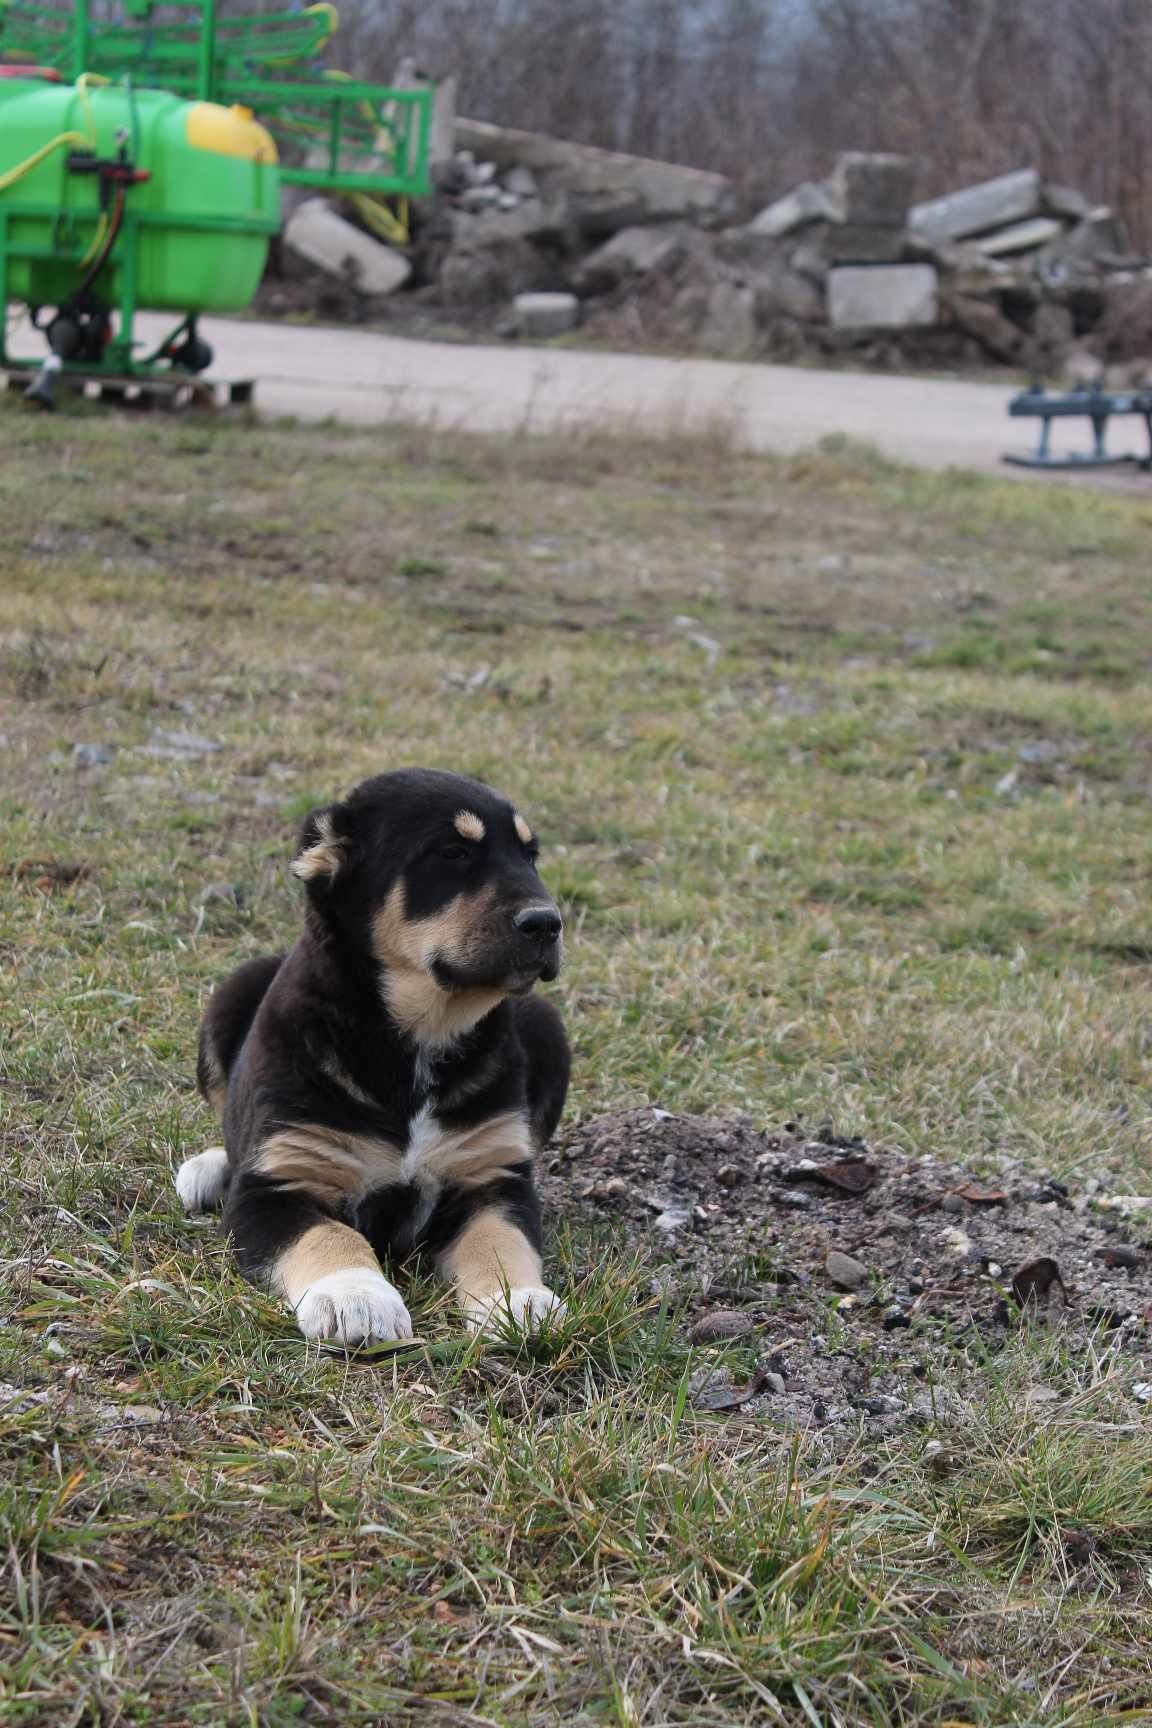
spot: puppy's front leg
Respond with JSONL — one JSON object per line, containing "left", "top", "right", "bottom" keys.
{"left": 435, "top": 1187, "right": 565, "bottom": 1336}
{"left": 225, "top": 1174, "right": 412, "bottom": 1346}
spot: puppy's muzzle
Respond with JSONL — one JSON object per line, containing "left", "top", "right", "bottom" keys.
{"left": 512, "top": 903, "right": 563, "bottom": 982}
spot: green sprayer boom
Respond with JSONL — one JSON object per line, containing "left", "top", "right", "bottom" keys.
{"left": 0, "top": 1, "right": 434, "bottom": 198}
{"left": 1, "top": 1, "right": 434, "bottom": 400}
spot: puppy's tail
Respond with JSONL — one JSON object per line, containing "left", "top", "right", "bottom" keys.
{"left": 197, "top": 953, "right": 285, "bottom": 1121}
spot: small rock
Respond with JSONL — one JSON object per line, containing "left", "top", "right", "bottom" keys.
{"left": 654, "top": 1205, "right": 691, "bottom": 1235}
{"left": 883, "top": 1307, "right": 912, "bottom": 1331}
{"left": 940, "top": 1193, "right": 966, "bottom": 1216}
{"left": 763, "top": 1371, "right": 787, "bottom": 1396}
{"left": 772, "top": 1189, "right": 812, "bottom": 1212}
{"left": 602, "top": 1176, "right": 627, "bottom": 1198}
{"left": 504, "top": 166, "right": 538, "bottom": 199}
{"left": 689, "top": 1309, "right": 754, "bottom": 1344}
{"left": 72, "top": 743, "right": 114, "bottom": 768}
{"left": 1133, "top": 1383, "right": 1152, "bottom": 1404}
{"left": 825, "top": 1249, "right": 869, "bottom": 1291}
{"left": 716, "top": 1164, "right": 743, "bottom": 1189}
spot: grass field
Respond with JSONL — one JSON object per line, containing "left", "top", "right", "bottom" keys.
{"left": 1, "top": 400, "right": 1151, "bottom": 1726}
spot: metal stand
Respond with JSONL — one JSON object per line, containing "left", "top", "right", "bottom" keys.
{"left": 1004, "top": 384, "right": 1152, "bottom": 471}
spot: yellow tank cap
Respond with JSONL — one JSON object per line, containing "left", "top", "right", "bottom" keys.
{"left": 186, "top": 102, "right": 278, "bottom": 165}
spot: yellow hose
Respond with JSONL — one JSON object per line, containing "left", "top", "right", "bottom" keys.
{"left": 80, "top": 212, "right": 109, "bottom": 268}
{"left": 0, "top": 74, "right": 103, "bottom": 196}
{"left": 0, "top": 131, "right": 93, "bottom": 194}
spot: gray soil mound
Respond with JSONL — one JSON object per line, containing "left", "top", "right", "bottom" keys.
{"left": 545, "top": 1110, "right": 1152, "bottom": 1436}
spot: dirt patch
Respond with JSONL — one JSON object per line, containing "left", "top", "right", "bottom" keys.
{"left": 546, "top": 1110, "right": 1152, "bottom": 1441}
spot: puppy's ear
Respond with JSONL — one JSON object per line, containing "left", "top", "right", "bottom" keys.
{"left": 291, "top": 804, "right": 356, "bottom": 886}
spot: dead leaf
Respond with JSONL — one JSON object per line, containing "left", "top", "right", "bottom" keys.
{"left": 952, "top": 1183, "right": 1008, "bottom": 1205}
{"left": 786, "top": 1158, "right": 878, "bottom": 1195}
{"left": 1011, "top": 1257, "right": 1067, "bottom": 1307}
{"left": 13, "top": 859, "right": 92, "bottom": 889}
{"left": 1061, "top": 1527, "right": 1098, "bottom": 1566}
{"left": 692, "top": 1368, "right": 769, "bottom": 1413}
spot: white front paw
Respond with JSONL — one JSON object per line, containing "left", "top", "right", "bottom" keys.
{"left": 295, "top": 1270, "right": 413, "bottom": 1345}
{"left": 467, "top": 1285, "right": 567, "bottom": 1337}
{"left": 175, "top": 1147, "right": 230, "bottom": 1213}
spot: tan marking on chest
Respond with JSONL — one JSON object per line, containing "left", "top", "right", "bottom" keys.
{"left": 404, "top": 1108, "right": 534, "bottom": 1189}
{"left": 253, "top": 1125, "right": 403, "bottom": 1207}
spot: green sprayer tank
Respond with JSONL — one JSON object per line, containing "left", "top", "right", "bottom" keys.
{"left": 0, "top": 74, "right": 279, "bottom": 312}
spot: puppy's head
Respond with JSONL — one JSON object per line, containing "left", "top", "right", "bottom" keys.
{"left": 292, "top": 769, "right": 562, "bottom": 1037}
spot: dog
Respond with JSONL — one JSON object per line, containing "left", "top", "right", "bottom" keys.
{"left": 176, "top": 768, "right": 570, "bottom": 1344}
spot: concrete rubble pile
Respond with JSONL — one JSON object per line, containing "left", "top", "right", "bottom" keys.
{"left": 267, "top": 105, "right": 1152, "bottom": 375}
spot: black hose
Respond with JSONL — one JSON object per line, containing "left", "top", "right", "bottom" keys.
{"left": 71, "top": 182, "right": 125, "bottom": 306}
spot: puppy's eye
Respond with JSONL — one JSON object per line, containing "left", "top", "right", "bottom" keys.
{"left": 439, "top": 843, "right": 471, "bottom": 863}
{"left": 524, "top": 842, "right": 541, "bottom": 863}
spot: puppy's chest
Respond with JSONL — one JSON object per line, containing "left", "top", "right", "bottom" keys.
{"left": 393, "top": 1102, "right": 533, "bottom": 1191}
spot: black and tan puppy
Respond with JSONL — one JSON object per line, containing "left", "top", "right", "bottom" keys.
{"left": 176, "top": 769, "right": 570, "bottom": 1343}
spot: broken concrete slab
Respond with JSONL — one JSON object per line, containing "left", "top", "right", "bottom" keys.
{"left": 828, "top": 263, "right": 938, "bottom": 329}
{"left": 284, "top": 199, "right": 411, "bottom": 294}
{"left": 827, "top": 152, "right": 915, "bottom": 227}
{"left": 697, "top": 281, "right": 758, "bottom": 356}
{"left": 750, "top": 264, "right": 823, "bottom": 323}
{"left": 910, "top": 168, "right": 1042, "bottom": 245}
{"left": 975, "top": 217, "right": 1064, "bottom": 257}
{"left": 455, "top": 117, "right": 734, "bottom": 235}
{"left": 513, "top": 291, "right": 579, "bottom": 337}
{"left": 573, "top": 225, "right": 687, "bottom": 295}
{"left": 808, "top": 221, "right": 909, "bottom": 265}
{"left": 748, "top": 181, "right": 839, "bottom": 239}
{"left": 454, "top": 195, "right": 572, "bottom": 247}
{"left": 1042, "top": 182, "right": 1091, "bottom": 222}
{"left": 944, "top": 292, "right": 1028, "bottom": 362}
{"left": 1037, "top": 208, "right": 1131, "bottom": 268}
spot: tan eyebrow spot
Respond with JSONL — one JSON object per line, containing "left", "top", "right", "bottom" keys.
{"left": 454, "top": 810, "right": 486, "bottom": 842}
{"left": 513, "top": 813, "right": 533, "bottom": 846}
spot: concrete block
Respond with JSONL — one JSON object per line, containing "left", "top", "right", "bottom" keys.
{"left": 748, "top": 181, "right": 838, "bottom": 239}
{"left": 809, "top": 221, "right": 908, "bottom": 264}
{"left": 975, "top": 217, "right": 1063, "bottom": 257}
{"left": 828, "top": 264, "right": 938, "bottom": 330}
{"left": 827, "top": 152, "right": 914, "bottom": 226}
{"left": 910, "top": 168, "right": 1042, "bottom": 245}
{"left": 514, "top": 291, "right": 579, "bottom": 337}
{"left": 574, "top": 225, "right": 686, "bottom": 294}
{"left": 284, "top": 199, "right": 411, "bottom": 295}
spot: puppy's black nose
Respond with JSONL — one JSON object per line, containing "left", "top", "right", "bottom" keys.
{"left": 513, "top": 905, "right": 563, "bottom": 942}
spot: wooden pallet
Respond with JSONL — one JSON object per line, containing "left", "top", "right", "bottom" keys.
{"left": 2, "top": 367, "right": 255, "bottom": 410}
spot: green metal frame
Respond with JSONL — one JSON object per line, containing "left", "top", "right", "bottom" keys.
{"left": 0, "top": 1, "right": 435, "bottom": 196}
